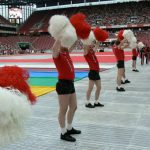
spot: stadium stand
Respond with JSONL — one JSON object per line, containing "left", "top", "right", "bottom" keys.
{"left": 0, "top": 1, "right": 149, "bottom": 55}
{"left": 0, "top": 15, "right": 11, "bottom": 25}
{"left": 18, "top": 1, "right": 150, "bottom": 34}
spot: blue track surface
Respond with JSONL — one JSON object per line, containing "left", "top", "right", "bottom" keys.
{"left": 29, "top": 71, "right": 88, "bottom": 78}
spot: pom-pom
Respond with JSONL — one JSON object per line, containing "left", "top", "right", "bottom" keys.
{"left": 132, "top": 36, "right": 137, "bottom": 43}
{"left": 123, "top": 30, "right": 135, "bottom": 42}
{"left": 118, "top": 30, "right": 124, "bottom": 41}
{"left": 129, "top": 36, "right": 137, "bottom": 49}
{"left": 118, "top": 29, "right": 137, "bottom": 49}
{"left": 129, "top": 41, "right": 137, "bottom": 49}
{"left": 48, "top": 15, "right": 69, "bottom": 40}
{"left": 48, "top": 15, "right": 77, "bottom": 48}
{"left": 60, "top": 23, "right": 77, "bottom": 48}
{"left": 93, "top": 27, "right": 109, "bottom": 42}
{"left": 118, "top": 29, "right": 136, "bottom": 42}
{"left": 81, "top": 31, "right": 95, "bottom": 45}
{"left": 0, "top": 66, "right": 36, "bottom": 104}
{"left": 70, "top": 13, "right": 86, "bottom": 22}
{"left": 0, "top": 87, "right": 31, "bottom": 145}
{"left": 70, "top": 13, "right": 91, "bottom": 39}
{"left": 137, "top": 42, "right": 145, "bottom": 50}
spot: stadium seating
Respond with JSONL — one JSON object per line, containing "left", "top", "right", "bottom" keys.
{"left": 0, "top": 1, "right": 149, "bottom": 55}
{"left": 18, "top": 1, "right": 150, "bottom": 34}
{"left": 0, "top": 15, "right": 11, "bottom": 25}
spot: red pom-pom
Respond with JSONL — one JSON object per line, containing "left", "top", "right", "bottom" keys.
{"left": 76, "top": 22, "right": 91, "bottom": 39}
{"left": 70, "top": 13, "right": 91, "bottom": 39}
{"left": 70, "top": 13, "right": 86, "bottom": 22}
{"left": 0, "top": 66, "right": 36, "bottom": 104}
{"left": 93, "top": 27, "right": 109, "bottom": 42}
{"left": 118, "top": 30, "right": 124, "bottom": 41}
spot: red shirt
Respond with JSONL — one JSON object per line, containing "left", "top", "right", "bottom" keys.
{"left": 113, "top": 45, "right": 125, "bottom": 61}
{"left": 84, "top": 48, "right": 100, "bottom": 71}
{"left": 53, "top": 51, "right": 75, "bottom": 80}
{"left": 132, "top": 48, "right": 138, "bottom": 57}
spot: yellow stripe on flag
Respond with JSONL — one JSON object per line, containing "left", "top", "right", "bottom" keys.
{"left": 30, "top": 86, "right": 55, "bottom": 97}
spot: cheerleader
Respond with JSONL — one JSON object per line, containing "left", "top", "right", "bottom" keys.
{"left": 48, "top": 15, "right": 84, "bottom": 142}
{"left": 81, "top": 28, "right": 108, "bottom": 108}
{"left": 83, "top": 41, "right": 104, "bottom": 108}
{"left": 132, "top": 48, "right": 139, "bottom": 72}
{"left": 112, "top": 39, "right": 130, "bottom": 92}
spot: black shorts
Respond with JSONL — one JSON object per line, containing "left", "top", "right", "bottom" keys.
{"left": 132, "top": 56, "right": 137, "bottom": 60}
{"left": 88, "top": 70, "right": 100, "bottom": 80}
{"left": 56, "top": 79, "right": 75, "bottom": 95}
{"left": 117, "top": 60, "right": 124, "bottom": 68}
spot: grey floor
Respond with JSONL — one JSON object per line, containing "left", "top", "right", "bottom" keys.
{"left": 1, "top": 59, "right": 150, "bottom": 150}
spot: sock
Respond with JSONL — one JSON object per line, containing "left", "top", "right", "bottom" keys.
{"left": 86, "top": 100, "right": 90, "bottom": 104}
{"left": 122, "top": 77, "right": 125, "bottom": 82}
{"left": 95, "top": 100, "right": 99, "bottom": 104}
{"left": 117, "top": 85, "right": 121, "bottom": 89}
{"left": 67, "top": 123, "right": 72, "bottom": 131}
{"left": 61, "top": 127, "right": 67, "bottom": 135}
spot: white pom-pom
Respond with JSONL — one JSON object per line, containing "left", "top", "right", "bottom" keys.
{"left": 129, "top": 36, "right": 137, "bottom": 49}
{"left": 0, "top": 87, "right": 31, "bottom": 145}
{"left": 60, "top": 23, "right": 77, "bottom": 48}
{"left": 123, "top": 30, "right": 134, "bottom": 42}
{"left": 123, "top": 30, "right": 137, "bottom": 49}
{"left": 129, "top": 42, "right": 137, "bottom": 49}
{"left": 81, "top": 31, "right": 95, "bottom": 45}
{"left": 48, "top": 15, "right": 77, "bottom": 48}
{"left": 137, "top": 42, "right": 145, "bottom": 50}
{"left": 132, "top": 36, "right": 137, "bottom": 43}
{"left": 48, "top": 15, "right": 69, "bottom": 40}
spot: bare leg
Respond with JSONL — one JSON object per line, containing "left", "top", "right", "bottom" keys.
{"left": 67, "top": 93, "right": 77, "bottom": 125}
{"left": 116, "top": 68, "right": 125, "bottom": 91}
{"left": 59, "top": 94, "right": 77, "bottom": 142}
{"left": 94, "top": 79, "right": 104, "bottom": 106}
{"left": 141, "top": 52, "right": 144, "bottom": 65}
{"left": 117, "top": 68, "right": 124, "bottom": 86}
{"left": 122, "top": 68, "right": 126, "bottom": 81}
{"left": 94, "top": 80, "right": 101, "bottom": 101}
{"left": 58, "top": 94, "right": 70, "bottom": 129}
{"left": 132, "top": 60, "right": 136, "bottom": 70}
{"left": 86, "top": 80, "right": 94, "bottom": 103}
{"left": 66, "top": 92, "right": 81, "bottom": 134}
